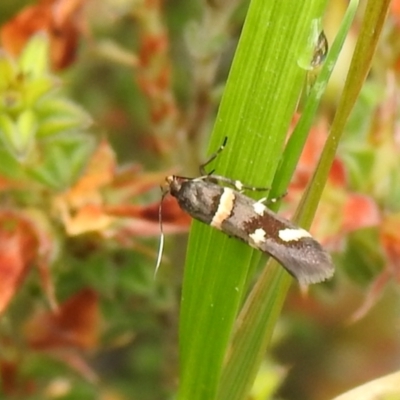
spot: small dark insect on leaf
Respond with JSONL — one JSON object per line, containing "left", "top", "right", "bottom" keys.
{"left": 158, "top": 138, "right": 334, "bottom": 285}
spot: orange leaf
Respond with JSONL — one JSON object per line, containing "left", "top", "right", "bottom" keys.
{"left": 0, "top": 0, "right": 86, "bottom": 70}
{"left": 391, "top": 0, "right": 400, "bottom": 20}
{"left": 380, "top": 213, "right": 400, "bottom": 273}
{"left": 350, "top": 213, "right": 400, "bottom": 321}
{"left": 0, "top": 213, "right": 38, "bottom": 314}
{"left": 61, "top": 139, "right": 116, "bottom": 208}
{"left": 53, "top": 140, "right": 187, "bottom": 237}
{"left": 53, "top": 141, "right": 116, "bottom": 235}
{"left": 26, "top": 288, "right": 99, "bottom": 350}
{"left": 342, "top": 194, "right": 381, "bottom": 232}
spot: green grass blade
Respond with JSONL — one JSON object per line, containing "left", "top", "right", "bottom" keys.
{"left": 272, "top": 0, "right": 358, "bottom": 200}
{"left": 299, "top": 0, "right": 392, "bottom": 221}
{"left": 177, "top": 1, "right": 332, "bottom": 399}
{"left": 217, "top": 3, "right": 359, "bottom": 398}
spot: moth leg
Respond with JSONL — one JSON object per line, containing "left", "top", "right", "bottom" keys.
{"left": 198, "top": 137, "right": 270, "bottom": 193}
{"left": 199, "top": 137, "right": 228, "bottom": 175}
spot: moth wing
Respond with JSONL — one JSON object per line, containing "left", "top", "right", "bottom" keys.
{"left": 262, "top": 237, "right": 334, "bottom": 285}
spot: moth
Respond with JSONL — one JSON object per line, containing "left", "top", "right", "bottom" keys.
{"left": 161, "top": 139, "right": 334, "bottom": 285}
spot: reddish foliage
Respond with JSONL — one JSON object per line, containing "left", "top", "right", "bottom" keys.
{"left": 21, "top": 288, "right": 100, "bottom": 383}
{"left": 290, "top": 118, "right": 347, "bottom": 190}
{"left": 349, "top": 214, "right": 400, "bottom": 321}
{"left": 0, "top": 211, "right": 57, "bottom": 316}
{"left": 133, "top": 0, "right": 180, "bottom": 155}
{"left": 105, "top": 196, "right": 190, "bottom": 226}
{"left": 391, "top": 0, "right": 400, "bottom": 21}
{"left": 54, "top": 140, "right": 190, "bottom": 237}
{"left": 139, "top": 34, "right": 169, "bottom": 68}
{"left": 288, "top": 117, "right": 380, "bottom": 245}
{"left": 25, "top": 288, "right": 99, "bottom": 350}
{"left": 328, "top": 158, "right": 347, "bottom": 187}
{"left": 0, "top": 360, "right": 36, "bottom": 396}
{"left": 141, "top": 195, "right": 191, "bottom": 226}
{"left": 342, "top": 194, "right": 381, "bottom": 232}
{"left": 0, "top": 213, "right": 38, "bottom": 314}
{"left": 0, "top": 0, "right": 86, "bottom": 70}
{"left": 1, "top": 361, "right": 19, "bottom": 396}
{"left": 380, "top": 213, "right": 400, "bottom": 274}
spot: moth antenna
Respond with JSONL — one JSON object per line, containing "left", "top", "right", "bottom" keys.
{"left": 154, "top": 187, "right": 168, "bottom": 278}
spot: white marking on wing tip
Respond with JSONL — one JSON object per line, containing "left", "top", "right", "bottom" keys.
{"left": 235, "top": 180, "right": 243, "bottom": 191}
{"left": 278, "top": 228, "right": 311, "bottom": 242}
{"left": 211, "top": 188, "right": 235, "bottom": 229}
{"left": 299, "top": 267, "right": 334, "bottom": 286}
{"left": 253, "top": 201, "right": 267, "bottom": 216}
{"left": 249, "top": 228, "right": 267, "bottom": 245}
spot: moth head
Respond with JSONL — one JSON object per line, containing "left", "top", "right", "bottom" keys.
{"left": 165, "top": 175, "right": 186, "bottom": 196}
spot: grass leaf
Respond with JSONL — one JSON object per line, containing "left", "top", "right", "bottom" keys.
{"left": 177, "top": 1, "right": 335, "bottom": 399}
